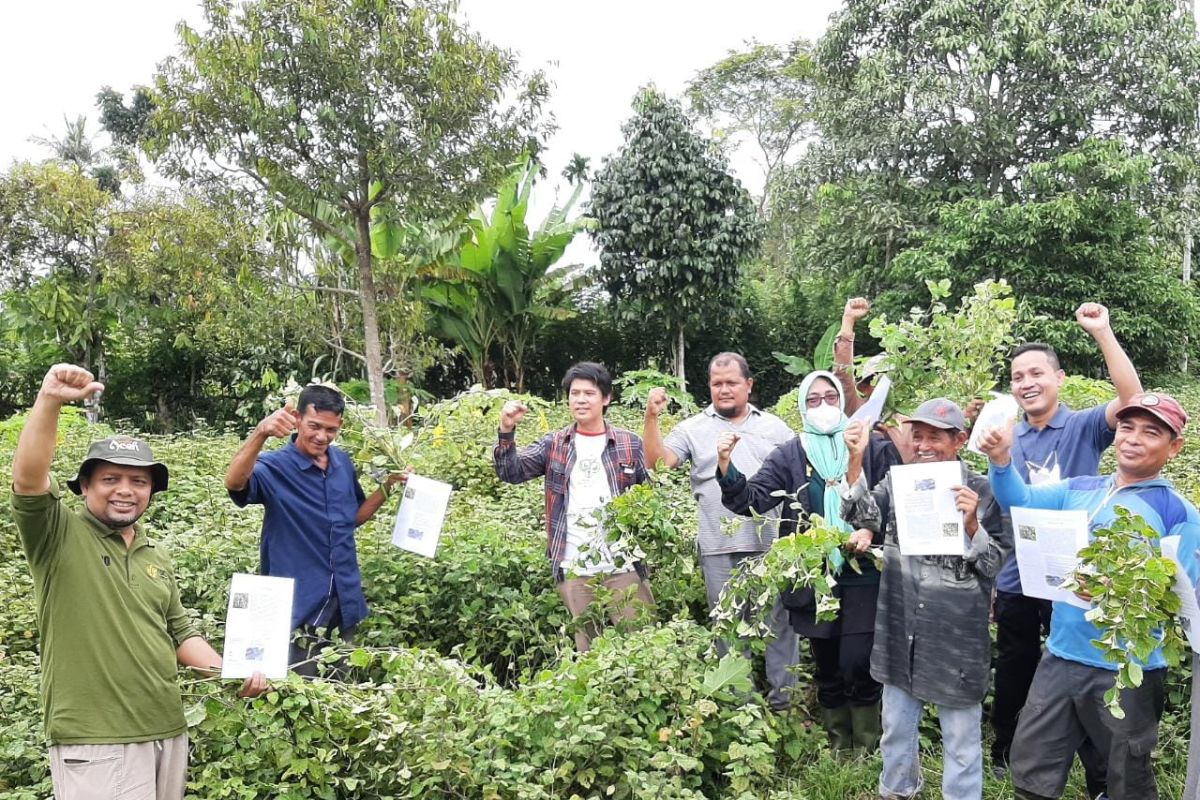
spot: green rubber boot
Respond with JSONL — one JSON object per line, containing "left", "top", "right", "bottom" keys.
{"left": 849, "top": 699, "right": 882, "bottom": 757}
{"left": 820, "top": 705, "right": 853, "bottom": 755}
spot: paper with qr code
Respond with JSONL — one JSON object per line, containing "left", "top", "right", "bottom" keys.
{"left": 390, "top": 474, "right": 453, "bottom": 559}
{"left": 221, "top": 573, "right": 294, "bottom": 679}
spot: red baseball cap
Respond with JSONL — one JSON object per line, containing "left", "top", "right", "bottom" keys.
{"left": 1114, "top": 392, "right": 1188, "bottom": 436}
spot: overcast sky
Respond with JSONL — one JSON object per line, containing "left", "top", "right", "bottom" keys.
{"left": 0, "top": 0, "right": 843, "bottom": 262}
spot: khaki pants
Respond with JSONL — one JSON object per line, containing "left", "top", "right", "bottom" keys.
{"left": 49, "top": 732, "right": 187, "bottom": 800}
{"left": 557, "top": 571, "right": 654, "bottom": 651}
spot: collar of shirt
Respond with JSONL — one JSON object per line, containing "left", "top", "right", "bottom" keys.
{"left": 79, "top": 504, "right": 152, "bottom": 549}
{"left": 1016, "top": 402, "right": 1072, "bottom": 436}
{"left": 563, "top": 421, "right": 616, "bottom": 444}
{"left": 282, "top": 435, "right": 345, "bottom": 473}
{"left": 702, "top": 403, "right": 761, "bottom": 420}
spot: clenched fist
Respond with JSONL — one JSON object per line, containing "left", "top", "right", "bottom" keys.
{"left": 976, "top": 421, "right": 1014, "bottom": 467}
{"left": 39, "top": 364, "right": 104, "bottom": 405}
{"left": 646, "top": 387, "right": 669, "bottom": 419}
{"left": 842, "top": 419, "right": 871, "bottom": 457}
{"left": 1075, "top": 303, "right": 1111, "bottom": 335}
{"left": 716, "top": 431, "right": 741, "bottom": 473}
{"left": 843, "top": 297, "right": 870, "bottom": 323}
{"left": 500, "top": 400, "right": 528, "bottom": 433}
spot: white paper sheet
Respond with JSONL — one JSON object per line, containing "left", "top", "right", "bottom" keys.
{"left": 390, "top": 473, "right": 453, "bottom": 559}
{"left": 1010, "top": 506, "right": 1091, "bottom": 610}
{"left": 890, "top": 461, "right": 967, "bottom": 556}
{"left": 221, "top": 573, "right": 294, "bottom": 680}
{"left": 849, "top": 374, "right": 892, "bottom": 425}
{"left": 1161, "top": 536, "right": 1200, "bottom": 655}
{"left": 967, "top": 392, "right": 1021, "bottom": 455}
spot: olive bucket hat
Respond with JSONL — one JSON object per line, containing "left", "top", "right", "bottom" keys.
{"left": 67, "top": 435, "right": 170, "bottom": 495}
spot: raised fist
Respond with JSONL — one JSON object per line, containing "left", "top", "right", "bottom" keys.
{"left": 500, "top": 400, "right": 529, "bottom": 432}
{"left": 1075, "top": 303, "right": 1110, "bottom": 335}
{"left": 40, "top": 364, "right": 104, "bottom": 404}
{"left": 716, "top": 431, "right": 742, "bottom": 468}
{"left": 842, "top": 419, "right": 871, "bottom": 457}
{"left": 843, "top": 297, "right": 870, "bottom": 323}
{"left": 646, "top": 387, "right": 669, "bottom": 419}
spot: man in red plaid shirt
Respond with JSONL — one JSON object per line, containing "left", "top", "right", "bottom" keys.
{"left": 494, "top": 361, "right": 652, "bottom": 650}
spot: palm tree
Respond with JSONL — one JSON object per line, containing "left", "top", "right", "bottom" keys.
{"left": 562, "top": 153, "right": 591, "bottom": 186}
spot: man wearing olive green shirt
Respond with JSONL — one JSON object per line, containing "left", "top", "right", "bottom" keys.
{"left": 11, "top": 364, "right": 266, "bottom": 800}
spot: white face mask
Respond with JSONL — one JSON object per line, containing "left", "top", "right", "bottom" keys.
{"left": 805, "top": 402, "right": 844, "bottom": 434}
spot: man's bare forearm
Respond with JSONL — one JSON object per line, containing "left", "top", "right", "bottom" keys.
{"left": 12, "top": 393, "right": 64, "bottom": 495}
{"left": 224, "top": 430, "right": 270, "bottom": 491}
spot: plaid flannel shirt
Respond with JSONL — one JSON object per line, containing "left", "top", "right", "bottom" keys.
{"left": 494, "top": 422, "right": 648, "bottom": 568}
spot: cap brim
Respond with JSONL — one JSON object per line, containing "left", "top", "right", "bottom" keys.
{"left": 904, "top": 416, "right": 960, "bottom": 430}
{"left": 1115, "top": 406, "right": 1182, "bottom": 436}
{"left": 69, "top": 458, "right": 169, "bottom": 495}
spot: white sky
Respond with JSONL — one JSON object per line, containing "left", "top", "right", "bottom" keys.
{"left": 0, "top": 0, "right": 843, "bottom": 264}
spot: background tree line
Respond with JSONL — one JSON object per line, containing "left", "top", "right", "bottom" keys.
{"left": 1, "top": 0, "right": 1198, "bottom": 430}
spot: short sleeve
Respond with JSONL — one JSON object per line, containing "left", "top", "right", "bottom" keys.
{"left": 1081, "top": 403, "right": 1116, "bottom": 451}
{"left": 228, "top": 463, "right": 267, "bottom": 508}
{"left": 10, "top": 479, "right": 68, "bottom": 567}
{"left": 663, "top": 423, "right": 692, "bottom": 465}
{"left": 163, "top": 563, "right": 201, "bottom": 648}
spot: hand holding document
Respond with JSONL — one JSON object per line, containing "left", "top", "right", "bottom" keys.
{"left": 967, "top": 392, "right": 1020, "bottom": 455}
{"left": 890, "top": 461, "right": 967, "bottom": 556}
{"left": 222, "top": 573, "right": 294, "bottom": 680}
{"left": 391, "top": 473, "right": 453, "bottom": 559}
{"left": 849, "top": 374, "right": 891, "bottom": 425}
{"left": 1161, "top": 536, "right": 1200, "bottom": 655}
{"left": 1010, "top": 507, "right": 1090, "bottom": 609}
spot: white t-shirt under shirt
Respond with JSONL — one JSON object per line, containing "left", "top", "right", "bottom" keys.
{"left": 561, "top": 430, "right": 620, "bottom": 576}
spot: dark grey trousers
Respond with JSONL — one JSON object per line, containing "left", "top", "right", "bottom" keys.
{"left": 1012, "top": 653, "right": 1164, "bottom": 800}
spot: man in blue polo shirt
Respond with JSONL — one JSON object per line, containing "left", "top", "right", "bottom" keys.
{"left": 225, "top": 385, "right": 402, "bottom": 675}
{"left": 982, "top": 392, "right": 1199, "bottom": 800}
{"left": 990, "top": 303, "right": 1142, "bottom": 797}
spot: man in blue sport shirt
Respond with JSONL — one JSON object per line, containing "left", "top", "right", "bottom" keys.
{"left": 981, "top": 391, "right": 1199, "bottom": 800}
{"left": 225, "top": 385, "right": 403, "bottom": 675}
{"left": 991, "top": 302, "right": 1142, "bottom": 798}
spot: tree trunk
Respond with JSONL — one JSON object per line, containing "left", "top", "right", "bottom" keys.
{"left": 355, "top": 207, "right": 389, "bottom": 427}
{"left": 1185, "top": 233, "right": 1192, "bottom": 374}
{"left": 672, "top": 323, "right": 686, "bottom": 389}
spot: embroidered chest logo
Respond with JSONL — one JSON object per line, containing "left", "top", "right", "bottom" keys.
{"left": 144, "top": 564, "right": 162, "bottom": 580}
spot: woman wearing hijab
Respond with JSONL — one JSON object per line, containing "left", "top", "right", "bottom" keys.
{"left": 717, "top": 370, "right": 901, "bottom": 755}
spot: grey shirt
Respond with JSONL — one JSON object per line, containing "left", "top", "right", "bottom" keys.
{"left": 664, "top": 404, "right": 794, "bottom": 556}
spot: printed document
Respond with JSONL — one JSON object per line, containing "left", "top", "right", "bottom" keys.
{"left": 1162, "top": 536, "right": 1200, "bottom": 655}
{"left": 849, "top": 375, "right": 891, "bottom": 425}
{"left": 1010, "top": 506, "right": 1090, "bottom": 610}
{"left": 221, "top": 573, "right": 294, "bottom": 680}
{"left": 391, "top": 473, "right": 453, "bottom": 559}
{"left": 891, "top": 461, "right": 967, "bottom": 556}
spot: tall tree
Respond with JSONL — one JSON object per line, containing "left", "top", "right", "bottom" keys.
{"left": 886, "top": 139, "right": 1199, "bottom": 374}
{"left": 686, "top": 38, "right": 816, "bottom": 212}
{"left": 588, "top": 88, "right": 759, "bottom": 385}
{"left": 148, "top": 0, "right": 549, "bottom": 424}
{"left": 815, "top": 0, "right": 1200, "bottom": 196}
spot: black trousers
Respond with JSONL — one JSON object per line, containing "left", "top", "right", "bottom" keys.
{"left": 809, "top": 632, "right": 881, "bottom": 708}
{"left": 992, "top": 591, "right": 1107, "bottom": 794}
{"left": 1012, "top": 654, "right": 1164, "bottom": 800}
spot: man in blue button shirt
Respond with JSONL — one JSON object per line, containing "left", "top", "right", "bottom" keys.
{"left": 990, "top": 303, "right": 1142, "bottom": 797}
{"left": 225, "top": 385, "right": 400, "bottom": 675}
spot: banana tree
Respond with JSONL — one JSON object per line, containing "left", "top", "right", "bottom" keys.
{"left": 424, "top": 158, "right": 590, "bottom": 391}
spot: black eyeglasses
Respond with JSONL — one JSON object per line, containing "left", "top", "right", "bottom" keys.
{"left": 805, "top": 391, "right": 840, "bottom": 408}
